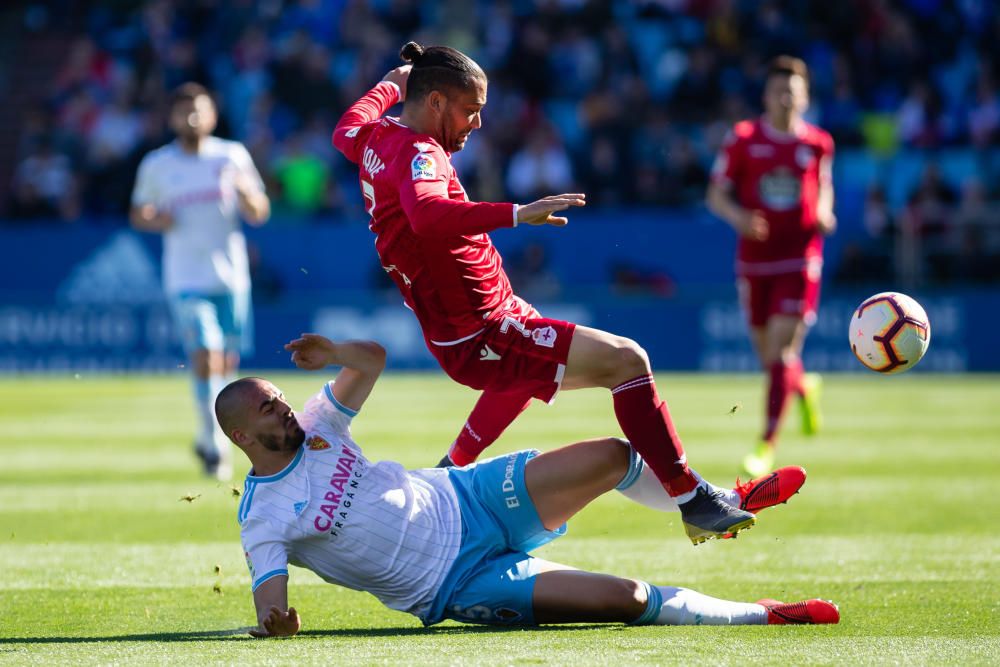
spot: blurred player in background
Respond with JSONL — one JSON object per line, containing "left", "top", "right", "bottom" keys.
{"left": 332, "top": 42, "right": 785, "bottom": 545}
{"left": 130, "top": 82, "right": 270, "bottom": 480}
{"left": 214, "top": 333, "right": 833, "bottom": 635}
{"left": 706, "top": 56, "right": 836, "bottom": 477}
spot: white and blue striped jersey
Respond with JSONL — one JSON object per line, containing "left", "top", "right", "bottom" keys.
{"left": 238, "top": 383, "right": 463, "bottom": 618}
{"left": 131, "top": 137, "right": 264, "bottom": 295}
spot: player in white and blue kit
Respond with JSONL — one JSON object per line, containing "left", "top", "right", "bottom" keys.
{"left": 214, "top": 333, "right": 839, "bottom": 635}
{"left": 131, "top": 82, "right": 270, "bottom": 479}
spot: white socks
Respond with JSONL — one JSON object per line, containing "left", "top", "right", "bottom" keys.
{"left": 616, "top": 449, "right": 740, "bottom": 511}
{"left": 194, "top": 375, "right": 228, "bottom": 455}
{"left": 634, "top": 583, "right": 767, "bottom": 625}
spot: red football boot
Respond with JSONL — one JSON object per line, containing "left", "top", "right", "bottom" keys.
{"left": 735, "top": 465, "right": 807, "bottom": 513}
{"left": 757, "top": 598, "right": 840, "bottom": 625}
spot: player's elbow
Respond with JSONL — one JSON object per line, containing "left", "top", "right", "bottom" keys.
{"left": 128, "top": 206, "right": 150, "bottom": 230}
{"left": 368, "top": 342, "right": 387, "bottom": 370}
{"left": 705, "top": 185, "right": 724, "bottom": 213}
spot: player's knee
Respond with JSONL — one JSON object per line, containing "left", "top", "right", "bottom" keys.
{"left": 615, "top": 578, "right": 649, "bottom": 619}
{"left": 610, "top": 338, "right": 650, "bottom": 383}
{"left": 598, "top": 437, "right": 632, "bottom": 484}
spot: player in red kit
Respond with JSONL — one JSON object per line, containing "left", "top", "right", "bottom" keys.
{"left": 706, "top": 56, "right": 836, "bottom": 477}
{"left": 331, "top": 41, "right": 801, "bottom": 545}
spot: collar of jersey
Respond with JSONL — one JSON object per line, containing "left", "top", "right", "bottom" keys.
{"left": 246, "top": 446, "right": 304, "bottom": 483}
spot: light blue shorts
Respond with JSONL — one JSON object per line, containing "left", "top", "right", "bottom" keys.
{"left": 423, "top": 449, "right": 567, "bottom": 626}
{"left": 168, "top": 290, "right": 253, "bottom": 356}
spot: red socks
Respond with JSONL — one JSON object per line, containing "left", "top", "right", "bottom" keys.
{"left": 448, "top": 390, "right": 534, "bottom": 466}
{"left": 612, "top": 375, "right": 698, "bottom": 497}
{"left": 763, "top": 359, "right": 804, "bottom": 443}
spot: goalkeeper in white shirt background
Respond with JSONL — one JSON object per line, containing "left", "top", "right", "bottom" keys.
{"left": 214, "top": 333, "right": 839, "bottom": 636}
{"left": 130, "top": 82, "right": 270, "bottom": 480}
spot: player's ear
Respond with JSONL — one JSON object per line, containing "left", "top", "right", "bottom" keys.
{"left": 427, "top": 90, "right": 444, "bottom": 114}
{"left": 230, "top": 428, "right": 248, "bottom": 447}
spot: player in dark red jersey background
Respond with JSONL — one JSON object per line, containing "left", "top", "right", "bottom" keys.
{"left": 706, "top": 56, "right": 836, "bottom": 477}
{"left": 333, "top": 42, "right": 770, "bottom": 545}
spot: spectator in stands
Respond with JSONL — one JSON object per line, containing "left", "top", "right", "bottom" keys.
{"left": 507, "top": 243, "right": 562, "bottom": 303}
{"left": 0, "top": 0, "right": 994, "bottom": 291}
{"left": 272, "top": 132, "right": 331, "bottom": 218}
{"left": 506, "top": 125, "right": 575, "bottom": 201}
{"left": 9, "top": 136, "right": 79, "bottom": 221}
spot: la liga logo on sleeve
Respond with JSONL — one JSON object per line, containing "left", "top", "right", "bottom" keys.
{"left": 411, "top": 153, "right": 436, "bottom": 181}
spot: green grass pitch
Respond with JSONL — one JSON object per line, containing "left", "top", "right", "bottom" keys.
{"left": 1, "top": 372, "right": 998, "bottom": 665}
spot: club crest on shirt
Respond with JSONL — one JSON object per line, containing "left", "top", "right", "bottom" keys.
{"left": 531, "top": 326, "right": 557, "bottom": 348}
{"left": 307, "top": 435, "right": 331, "bottom": 451}
{"left": 411, "top": 153, "right": 436, "bottom": 181}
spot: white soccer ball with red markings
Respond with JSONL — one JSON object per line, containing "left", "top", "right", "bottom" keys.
{"left": 849, "top": 292, "right": 931, "bottom": 374}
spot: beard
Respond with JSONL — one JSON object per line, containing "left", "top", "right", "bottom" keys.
{"left": 258, "top": 422, "right": 305, "bottom": 452}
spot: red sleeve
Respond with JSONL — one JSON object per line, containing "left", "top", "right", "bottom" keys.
{"left": 711, "top": 126, "right": 745, "bottom": 186}
{"left": 332, "top": 82, "right": 401, "bottom": 164}
{"left": 398, "top": 145, "right": 516, "bottom": 238}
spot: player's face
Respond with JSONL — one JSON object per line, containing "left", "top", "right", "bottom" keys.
{"left": 246, "top": 383, "right": 305, "bottom": 453}
{"left": 764, "top": 73, "right": 809, "bottom": 120}
{"left": 438, "top": 78, "right": 486, "bottom": 152}
{"left": 169, "top": 94, "right": 217, "bottom": 140}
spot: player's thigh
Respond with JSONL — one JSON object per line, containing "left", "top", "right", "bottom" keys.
{"left": 455, "top": 450, "right": 568, "bottom": 552}
{"left": 533, "top": 568, "right": 647, "bottom": 624}
{"left": 562, "top": 325, "right": 650, "bottom": 390}
{"left": 435, "top": 316, "right": 574, "bottom": 402}
{"left": 217, "top": 290, "right": 254, "bottom": 357}
{"left": 737, "top": 275, "right": 771, "bottom": 331}
{"left": 524, "top": 438, "right": 631, "bottom": 531}
{"left": 444, "top": 553, "right": 568, "bottom": 626}
{"left": 169, "top": 293, "right": 225, "bottom": 355}
{"left": 764, "top": 315, "right": 809, "bottom": 362}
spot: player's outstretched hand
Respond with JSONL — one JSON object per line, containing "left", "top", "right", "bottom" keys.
{"left": 517, "top": 193, "right": 586, "bottom": 227}
{"left": 249, "top": 605, "right": 300, "bottom": 638}
{"left": 285, "top": 333, "right": 336, "bottom": 371}
{"left": 382, "top": 64, "right": 412, "bottom": 101}
{"left": 737, "top": 209, "right": 769, "bottom": 241}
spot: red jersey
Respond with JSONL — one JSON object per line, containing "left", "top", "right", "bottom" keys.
{"left": 711, "top": 118, "right": 834, "bottom": 276}
{"left": 333, "top": 82, "right": 519, "bottom": 343}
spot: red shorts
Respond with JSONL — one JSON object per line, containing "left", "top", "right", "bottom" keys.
{"left": 737, "top": 267, "right": 821, "bottom": 329}
{"left": 426, "top": 301, "right": 576, "bottom": 403}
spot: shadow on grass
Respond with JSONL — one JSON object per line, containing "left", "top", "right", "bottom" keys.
{"left": 0, "top": 624, "right": 613, "bottom": 645}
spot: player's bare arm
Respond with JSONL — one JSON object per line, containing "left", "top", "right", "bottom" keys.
{"left": 516, "top": 193, "right": 587, "bottom": 227}
{"left": 381, "top": 64, "right": 412, "bottom": 101}
{"left": 284, "top": 334, "right": 386, "bottom": 411}
{"left": 705, "top": 183, "right": 769, "bottom": 241}
{"left": 248, "top": 575, "right": 300, "bottom": 638}
{"left": 235, "top": 176, "right": 271, "bottom": 226}
{"left": 128, "top": 203, "right": 174, "bottom": 232}
{"left": 816, "top": 156, "right": 836, "bottom": 236}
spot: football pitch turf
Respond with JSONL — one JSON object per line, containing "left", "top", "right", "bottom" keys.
{"left": 1, "top": 372, "right": 998, "bottom": 665}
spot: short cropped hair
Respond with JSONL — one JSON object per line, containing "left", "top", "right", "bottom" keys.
{"left": 170, "top": 82, "right": 213, "bottom": 109}
{"left": 768, "top": 56, "right": 809, "bottom": 86}
{"left": 398, "top": 41, "right": 485, "bottom": 101}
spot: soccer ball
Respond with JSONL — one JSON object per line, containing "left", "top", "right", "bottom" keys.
{"left": 849, "top": 292, "right": 931, "bottom": 374}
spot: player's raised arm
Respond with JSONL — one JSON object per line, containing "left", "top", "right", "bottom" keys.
{"left": 284, "top": 335, "right": 386, "bottom": 412}
{"left": 332, "top": 66, "right": 410, "bottom": 164}
{"left": 248, "top": 575, "right": 300, "bottom": 638}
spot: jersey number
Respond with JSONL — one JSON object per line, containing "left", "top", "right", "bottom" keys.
{"left": 361, "top": 180, "right": 376, "bottom": 216}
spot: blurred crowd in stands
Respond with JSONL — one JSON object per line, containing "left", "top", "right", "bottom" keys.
{"left": 3, "top": 0, "right": 999, "bottom": 286}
